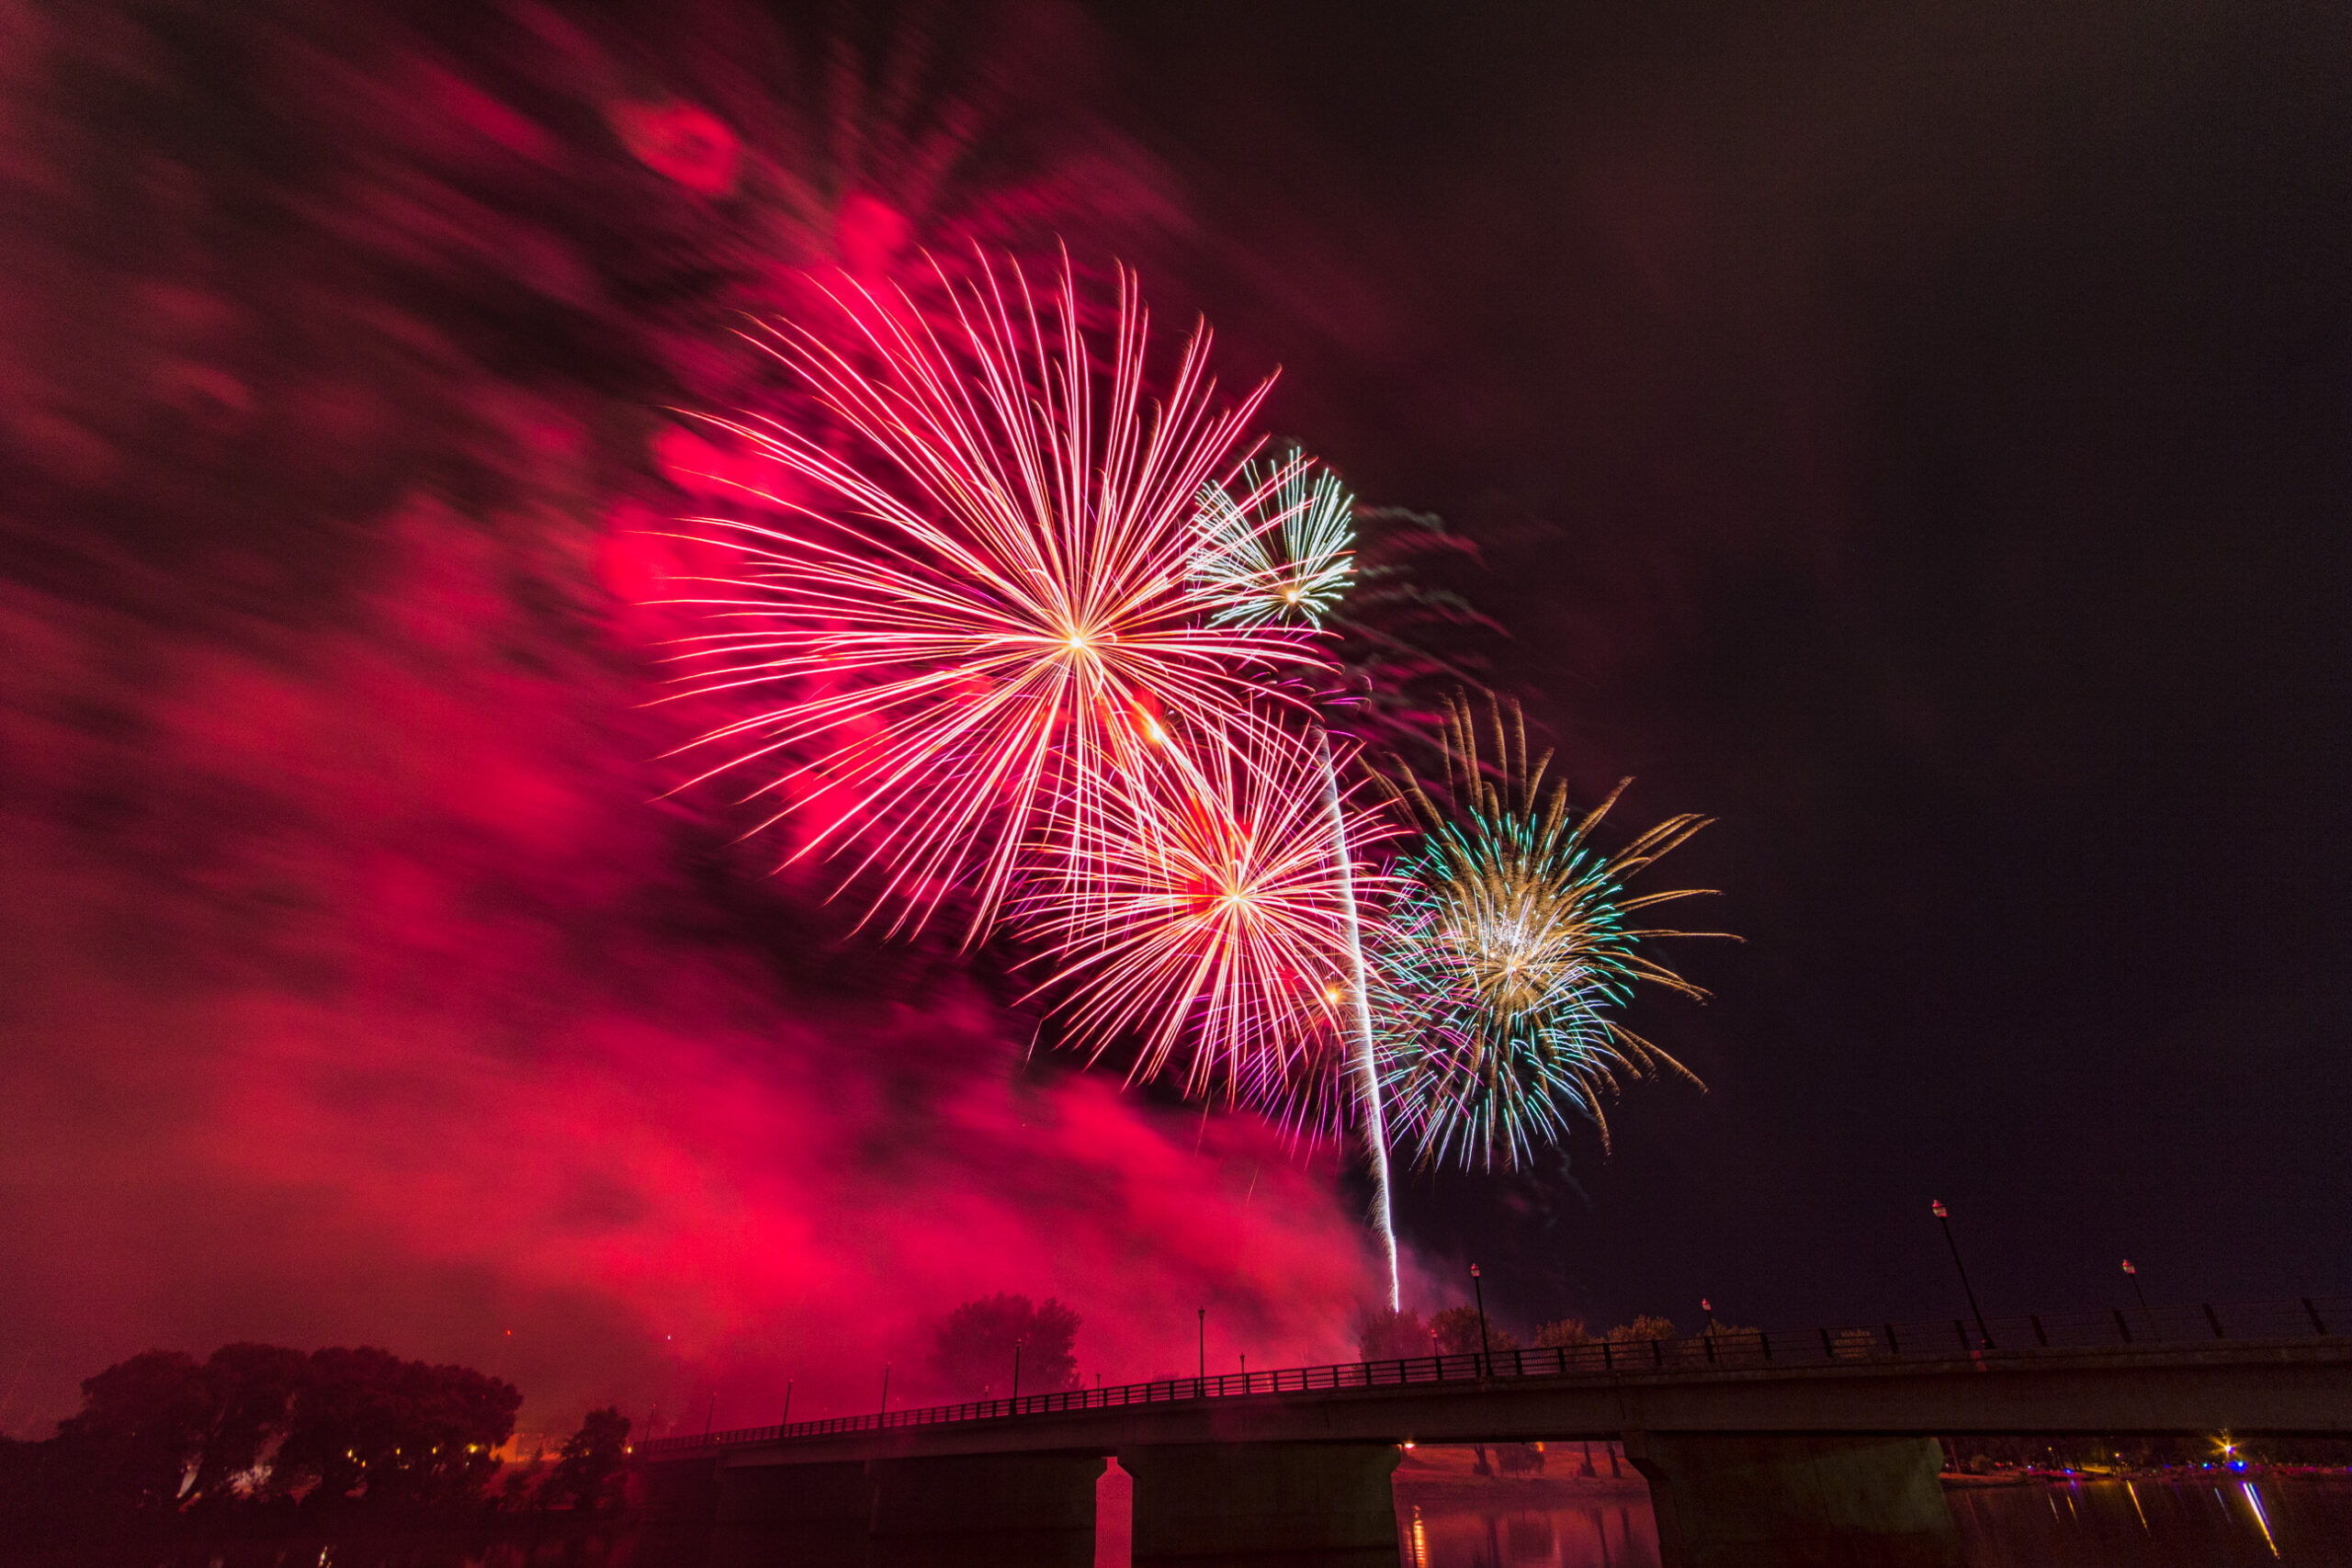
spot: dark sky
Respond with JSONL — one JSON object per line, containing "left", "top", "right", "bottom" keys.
{"left": 0, "top": 0, "right": 2346, "bottom": 1436}
{"left": 1093, "top": 0, "right": 2352, "bottom": 1330}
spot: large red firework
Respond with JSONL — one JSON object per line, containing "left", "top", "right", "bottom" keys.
{"left": 664, "top": 254, "right": 1319, "bottom": 942}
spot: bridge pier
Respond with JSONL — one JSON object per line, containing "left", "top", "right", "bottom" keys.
{"left": 1625, "top": 1431, "right": 1962, "bottom": 1568}
{"left": 641, "top": 1452, "right": 722, "bottom": 1522}
{"left": 866, "top": 1450, "right": 1105, "bottom": 1568}
{"left": 1124, "top": 1441, "right": 1401, "bottom": 1568}
{"left": 709, "top": 1460, "right": 876, "bottom": 1565}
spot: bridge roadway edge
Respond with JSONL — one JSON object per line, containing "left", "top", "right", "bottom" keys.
{"left": 664, "top": 1338, "right": 2352, "bottom": 1472}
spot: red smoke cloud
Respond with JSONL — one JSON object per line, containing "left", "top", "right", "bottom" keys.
{"left": 0, "top": 502, "right": 1379, "bottom": 1441}
{"left": 0, "top": 0, "right": 1391, "bottom": 1446}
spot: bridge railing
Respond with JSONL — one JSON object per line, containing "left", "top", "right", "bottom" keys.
{"left": 637, "top": 1293, "right": 2348, "bottom": 1455}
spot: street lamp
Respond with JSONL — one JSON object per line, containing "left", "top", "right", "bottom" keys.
{"left": 1931, "top": 1200, "right": 1994, "bottom": 1348}
{"left": 2122, "top": 1258, "right": 2152, "bottom": 1334}
{"left": 1197, "top": 1307, "right": 1205, "bottom": 1386}
{"left": 1470, "top": 1264, "right": 1493, "bottom": 1375}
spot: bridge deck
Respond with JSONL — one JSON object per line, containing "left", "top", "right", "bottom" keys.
{"left": 641, "top": 1297, "right": 2352, "bottom": 1468}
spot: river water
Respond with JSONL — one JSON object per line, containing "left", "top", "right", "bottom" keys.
{"left": 1388, "top": 1472, "right": 2352, "bottom": 1568}
{"left": 6, "top": 1467, "right": 2346, "bottom": 1568}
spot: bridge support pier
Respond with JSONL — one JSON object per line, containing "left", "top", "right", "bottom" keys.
{"left": 1124, "top": 1441, "right": 1401, "bottom": 1568}
{"left": 866, "top": 1450, "right": 1105, "bottom": 1568}
{"left": 1625, "top": 1431, "right": 1962, "bottom": 1568}
{"left": 642, "top": 1453, "right": 722, "bottom": 1522}
{"left": 710, "top": 1460, "right": 877, "bottom": 1566}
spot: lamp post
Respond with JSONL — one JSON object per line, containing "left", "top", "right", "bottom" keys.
{"left": 878, "top": 1364, "right": 890, "bottom": 1419}
{"left": 1931, "top": 1200, "right": 1994, "bottom": 1348}
{"left": 1470, "top": 1264, "right": 1493, "bottom": 1375}
{"left": 1197, "top": 1307, "right": 1206, "bottom": 1386}
{"left": 2122, "top": 1258, "right": 2152, "bottom": 1333}
{"left": 1012, "top": 1339, "right": 1023, "bottom": 1404}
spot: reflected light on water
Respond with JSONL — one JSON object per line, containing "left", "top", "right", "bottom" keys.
{"left": 2241, "top": 1482, "right": 2279, "bottom": 1559}
{"left": 1395, "top": 1476, "right": 2352, "bottom": 1567}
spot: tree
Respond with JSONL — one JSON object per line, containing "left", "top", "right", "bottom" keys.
{"left": 46, "top": 1343, "right": 305, "bottom": 1514}
{"left": 269, "top": 1347, "right": 519, "bottom": 1508}
{"left": 1533, "top": 1318, "right": 1595, "bottom": 1348}
{"left": 187, "top": 1344, "right": 307, "bottom": 1504}
{"left": 53, "top": 1350, "right": 211, "bottom": 1511}
{"left": 924, "top": 1294, "right": 1081, "bottom": 1398}
{"left": 1354, "top": 1306, "right": 1431, "bottom": 1360}
{"left": 1430, "top": 1306, "right": 1520, "bottom": 1358}
{"left": 544, "top": 1407, "right": 630, "bottom": 1513}
{"left": 1605, "top": 1314, "right": 1679, "bottom": 1344}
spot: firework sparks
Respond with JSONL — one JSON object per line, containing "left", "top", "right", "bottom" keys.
{"left": 663, "top": 254, "right": 1319, "bottom": 942}
{"left": 1191, "top": 449, "right": 1356, "bottom": 629}
{"left": 1020, "top": 710, "right": 1396, "bottom": 1106}
{"left": 1380, "top": 694, "right": 1732, "bottom": 1169}
{"left": 1183, "top": 457, "right": 1403, "bottom": 1306}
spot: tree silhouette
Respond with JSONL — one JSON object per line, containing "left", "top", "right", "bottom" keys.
{"left": 52, "top": 1351, "right": 211, "bottom": 1511}
{"left": 1353, "top": 1305, "right": 1431, "bottom": 1360}
{"left": 545, "top": 1406, "right": 631, "bottom": 1513}
{"left": 266, "top": 1348, "right": 518, "bottom": 1508}
{"left": 923, "top": 1293, "right": 1080, "bottom": 1397}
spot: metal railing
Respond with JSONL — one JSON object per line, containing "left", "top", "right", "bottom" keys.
{"left": 638, "top": 1293, "right": 2348, "bottom": 1455}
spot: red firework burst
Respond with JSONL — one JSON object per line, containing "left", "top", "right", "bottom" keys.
{"left": 664, "top": 253, "right": 1321, "bottom": 942}
{"left": 1019, "top": 710, "right": 1397, "bottom": 1106}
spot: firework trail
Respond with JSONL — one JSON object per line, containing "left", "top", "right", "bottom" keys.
{"left": 664, "top": 254, "right": 1317, "bottom": 942}
{"left": 1190, "top": 453, "right": 1402, "bottom": 1307}
{"left": 1382, "top": 694, "right": 1732, "bottom": 1169}
{"left": 1020, "top": 709, "right": 1395, "bottom": 1107}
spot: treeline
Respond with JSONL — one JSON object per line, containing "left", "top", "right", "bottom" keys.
{"left": 0, "top": 1343, "right": 628, "bottom": 1528}
{"left": 1358, "top": 1305, "right": 1721, "bottom": 1359}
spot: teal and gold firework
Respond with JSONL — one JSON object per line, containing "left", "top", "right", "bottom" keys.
{"left": 1378, "top": 695, "right": 1731, "bottom": 1169}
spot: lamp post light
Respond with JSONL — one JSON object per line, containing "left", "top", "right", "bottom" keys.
{"left": 1470, "top": 1264, "right": 1493, "bottom": 1376}
{"left": 1012, "top": 1339, "right": 1023, "bottom": 1404}
{"left": 1931, "top": 1200, "right": 1994, "bottom": 1348}
{"left": 1197, "top": 1307, "right": 1206, "bottom": 1386}
{"left": 878, "top": 1364, "right": 890, "bottom": 1419}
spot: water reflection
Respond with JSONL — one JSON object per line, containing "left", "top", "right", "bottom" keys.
{"left": 1395, "top": 1477, "right": 2352, "bottom": 1567}
{"left": 6, "top": 1476, "right": 2348, "bottom": 1568}
{"left": 1397, "top": 1498, "right": 1657, "bottom": 1568}
{"left": 0, "top": 1524, "right": 718, "bottom": 1568}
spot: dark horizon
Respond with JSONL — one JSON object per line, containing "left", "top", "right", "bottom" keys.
{"left": 1, "top": 0, "right": 2346, "bottom": 1438}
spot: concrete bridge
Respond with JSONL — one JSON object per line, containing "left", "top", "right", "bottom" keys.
{"left": 639, "top": 1295, "right": 2352, "bottom": 1567}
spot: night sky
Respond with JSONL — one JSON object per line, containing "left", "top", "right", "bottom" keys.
{"left": 1102, "top": 0, "right": 2352, "bottom": 1330}
{"left": 2, "top": 0, "right": 2346, "bottom": 1439}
